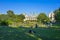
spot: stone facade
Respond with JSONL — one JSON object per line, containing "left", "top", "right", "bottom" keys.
{"left": 24, "top": 14, "right": 37, "bottom": 21}
{"left": 49, "top": 12, "right": 56, "bottom": 22}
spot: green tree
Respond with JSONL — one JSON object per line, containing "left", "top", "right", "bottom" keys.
{"left": 16, "top": 14, "right": 25, "bottom": 22}
{"left": 7, "top": 19, "right": 13, "bottom": 25}
{"left": 37, "top": 13, "right": 50, "bottom": 23}
{"left": 0, "top": 20, "right": 8, "bottom": 26}
{"left": 7, "top": 10, "right": 15, "bottom": 17}
{"left": 0, "top": 14, "right": 8, "bottom": 21}
{"left": 54, "top": 8, "right": 60, "bottom": 22}
{"left": 7, "top": 10, "right": 16, "bottom": 22}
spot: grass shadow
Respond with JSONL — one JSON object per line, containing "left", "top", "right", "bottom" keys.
{"left": 0, "top": 26, "right": 60, "bottom": 40}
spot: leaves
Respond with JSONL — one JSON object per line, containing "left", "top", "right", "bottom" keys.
{"left": 37, "top": 13, "right": 50, "bottom": 23}
{"left": 54, "top": 8, "right": 60, "bottom": 22}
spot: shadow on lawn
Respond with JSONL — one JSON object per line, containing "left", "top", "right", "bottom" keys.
{"left": 0, "top": 26, "right": 39, "bottom": 40}
{"left": 0, "top": 26, "right": 60, "bottom": 40}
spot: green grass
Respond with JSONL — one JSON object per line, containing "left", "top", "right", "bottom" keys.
{"left": 0, "top": 26, "right": 60, "bottom": 40}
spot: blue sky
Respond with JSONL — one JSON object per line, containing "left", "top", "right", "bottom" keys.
{"left": 0, "top": 0, "right": 60, "bottom": 15}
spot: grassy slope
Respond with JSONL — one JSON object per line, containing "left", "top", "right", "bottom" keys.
{"left": 0, "top": 26, "right": 60, "bottom": 40}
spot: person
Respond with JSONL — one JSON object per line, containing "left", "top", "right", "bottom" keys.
{"left": 29, "top": 29, "right": 36, "bottom": 33}
{"left": 29, "top": 29, "right": 32, "bottom": 33}
{"left": 35, "top": 24, "right": 38, "bottom": 28}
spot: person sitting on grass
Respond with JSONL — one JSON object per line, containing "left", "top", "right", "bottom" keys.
{"left": 29, "top": 29, "right": 36, "bottom": 34}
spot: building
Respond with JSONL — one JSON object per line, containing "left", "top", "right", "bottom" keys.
{"left": 48, "top": 12, "right": 56, "bottom": 22}
{"left": 23, "top": 13, "right": 37, "bottom": 21}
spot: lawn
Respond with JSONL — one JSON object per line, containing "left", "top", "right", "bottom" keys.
{"left": 0, "top": 26, "right": 60, "bottom": 40}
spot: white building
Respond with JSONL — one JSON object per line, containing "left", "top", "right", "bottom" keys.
{"left": 24, "top": 14, "right": 37, "bottom": 21}
{"left": 48, "top": 12, "right": 56, "bottom": 22}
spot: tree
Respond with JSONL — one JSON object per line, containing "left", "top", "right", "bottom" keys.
{"left": 37, "top": 13, "right": 50, "bottom": 24}
{"left": 0, "top": 20, "right": 8, "bottom": 26}
{"left": 0, "top": 14, "right": 8, "bottom": 21}
{"left": 16, "top": 14, "right": 25, "bottom": 22}
{"left": 54, "top": 8, "right": 60, "bottom": 22}
{"left": 7, "top": 10, "right": 16, "bottom": 22}
{"left": 7, "top": 10, "right": 15, "bottom": 17}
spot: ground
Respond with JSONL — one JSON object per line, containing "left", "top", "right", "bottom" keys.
{"left": 0, "top": 26, "right": 60, "bottom": 40}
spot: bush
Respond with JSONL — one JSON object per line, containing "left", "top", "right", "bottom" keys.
{"left": 0, "top": 21, "right": 8, "bottom": 26}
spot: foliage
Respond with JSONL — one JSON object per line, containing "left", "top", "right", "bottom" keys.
{"left": 0, "top": 14, "right": 8, "bottom": 21}
{"left": 16, "top": 14, "right": 25, "bottom": 22}
{"left": 0, "top": 20, "right": 8, "bottom": 26}
{"left": 7, "top": 19, "right": 13, "bottom": 25}
{"left": 37, "top": 13, "right": 50, "bottom": 24}
{"left": 54, "top": 8, "right": 60, "bottom": 22}
{"left": 7, "top": 10, "right": 25, "bottom": 22}
{"left": 0, "top": 10, "right": 25, "bottom": 26}
{"left": 7, "top": 10, "right": 15, "bottom": 17}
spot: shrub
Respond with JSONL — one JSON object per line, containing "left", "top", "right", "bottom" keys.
{"left": 0, "top": 21, "right": 8, "bottom": 26}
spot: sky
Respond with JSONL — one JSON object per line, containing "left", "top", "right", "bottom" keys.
{"left": 0, "top": 0, "right": 60, "bottom": 15}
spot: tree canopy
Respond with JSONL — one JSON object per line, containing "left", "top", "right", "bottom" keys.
{"left": 54, "top": 8, "right": 60, "bottom": 22}
{"left": 37, "top": 13, "right": 50, "bottom": 23}
{"left": 7, "top": 10, "right": 15, "bottom": 17}
{"left": 15, "top": 14, "right": 25, "bottom": 22}
{"left": 0, "top": 10, "right": 25, "bottom": 26}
